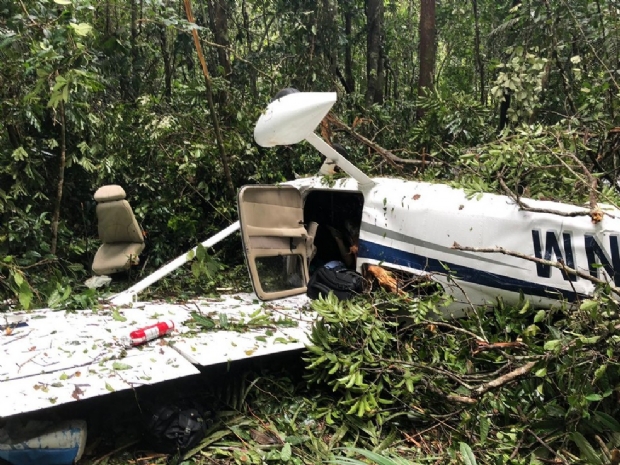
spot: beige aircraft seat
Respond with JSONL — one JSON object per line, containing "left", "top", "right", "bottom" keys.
{"left": 92, "top": 185, "right": 145, "bottom": 275}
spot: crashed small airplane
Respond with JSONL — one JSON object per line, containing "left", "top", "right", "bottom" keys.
{"left": 116, "top": 90, "right": 620, "bottom": 311}
{"left": 2, "top": 90, "right": 620, "bottom": 420}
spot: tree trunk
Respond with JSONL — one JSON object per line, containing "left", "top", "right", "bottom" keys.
{"left": 51, "top": 101, "right": 66, "bottom": 256}
{"left": 241, "top": 0, "right": 257, "bottom": 98}
{"left": 207, "top": 0, "right": 232, "bottom": 78}
{"left": 344, "top": 3, "right": 355, "bottom": 94}
{"left": 131, "top": 0, "right": 139, "bottom": 98}
{"left": 497, "top": 0, "right": 522, "bottom": 132}
{"left": 105, "top": 0, "right": 110, "bottom": 36}
{"left": 417, "top": 0, "right": 436, "bottom": 118}
{"left": 471, "top": 0, "right": 484, "bottom": 105}
{"left": 159, "top": 24, "right": 173, "bottom": 100}
{"left": 344, "top": 4, "right": 355, "bottom": 94}
{"left": 183, "top": 0, "right": 235, "bottom": 198}
{"left": 365, "top": 0, "right": 384, "bottom": 106}
{"left": 321, "top": 0, "right": 339, "bottom": 82}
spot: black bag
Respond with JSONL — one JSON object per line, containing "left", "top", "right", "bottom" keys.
{"left": 145, "top": 403, "right": 208, "bottom": 453}
{"left": 307, "top": 261, "right": 364, "bottom": 300}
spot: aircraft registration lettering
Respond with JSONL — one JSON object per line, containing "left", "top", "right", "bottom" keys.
{"left": 532, "top": 230, "right": 620, "bottom": 285}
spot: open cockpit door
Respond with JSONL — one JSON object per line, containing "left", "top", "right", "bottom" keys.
{"left": 238, "top": 185, "right": 312, "bottom": 300}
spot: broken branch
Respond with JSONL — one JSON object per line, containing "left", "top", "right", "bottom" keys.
{"left": 451, "top": 242, "right": 620, "bottom": 298}
{"left": 472, "top": 361, "right": 537, "bottom": 398}
{"left": 326, "top": 113, "right": 440, "bottom": 167}
{"left": 497, "top": 176, "right": 596, "bottom": 220}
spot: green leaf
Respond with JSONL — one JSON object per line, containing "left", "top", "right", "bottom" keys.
{"left": 330, "top": 448, "right": 405, "bottom": 465}
{"left": 280, "top": 443, "right": 291, "bottom": 461}
{"left": 534, "top": 367, "right": 547, "bottom": 377}
{"left": 196, "top": 244, "right": 206, "bottom": 261}
{"left": 191, "top": 261, "right": 200, "bottom": 278}
{"left": 585, "top": 394, "right": 603, "bottom": 402}
{"left": 479, "top": 416, "right": 489, "bottom": 445}
{"left": 13, "top": 272, "right": 23, "bottom": 287}
{"left": 543, "top": 340, "right": 561, "bottom": 351}
{"left": 593, "top": 364, "right": 607, "bottom": 381}
{"left": 570, "top": 432, "right": 604, "bottom": 465}
{"left": 69, "top": 23, "right": 93, "bottom": 36}
{"left": 593, "top": 412, "right": 620, "bottom": 432}
{"left": 219, "top": 313, "right": 229, "bottom": 329}
{"left": 112, "top": 308, "right": 127, "bottom": 322}
{"left": 18, "top": 281, "right": 33, "bottom": 310}
{"left": 580, "top": 299, "right": 598, "bottom": 312}
{"left": 191, "top": 312, "right": 216, "bottom": 329}
{"left": 105, "top": 382, "right": 115, "bottom": 392}
{"left": 112, "top": 362, "right": 132, "bottom": 370}
{"left": 533, "top": 310, "right": 545, "bottom": 323}
{"left": 460, "top": 442, "right": 477, "bottom": 465}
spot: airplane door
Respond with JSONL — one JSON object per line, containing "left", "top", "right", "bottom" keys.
{"left": 237, "top": 185, "right": 310, "bottom": 300}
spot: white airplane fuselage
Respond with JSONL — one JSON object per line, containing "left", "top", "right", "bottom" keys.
{"left": 287, "top": 175, "right": 620, "bottom": 312}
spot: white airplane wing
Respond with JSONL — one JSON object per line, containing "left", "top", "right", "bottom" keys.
{"left": 0, "top": 293, "right": 313, "bottom": 418}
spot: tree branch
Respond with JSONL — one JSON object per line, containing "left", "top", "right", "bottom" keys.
{"left": 326, "top": 113, "right": 440, "bottom": 167}
{"left": 472, "top": 361, "right": 536, "bottom": 398}
{"left": 497, "top": 176, "right": 596, "bottom": 219}
{"left": 451, "top": 242, "right": 620, "bottom": 297}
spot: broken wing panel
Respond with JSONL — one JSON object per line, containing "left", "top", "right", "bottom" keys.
{"left": 0, "top": 306, "right": 199, "bottom": 418}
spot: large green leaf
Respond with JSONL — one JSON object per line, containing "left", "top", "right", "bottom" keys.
{"left": 569, "top": 432, "right": 604, "bottom": 465}
{"left": 459, "top": 442, "right": 477, "bottom": 465}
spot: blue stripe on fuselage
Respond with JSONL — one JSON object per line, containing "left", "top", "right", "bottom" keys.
{"left": 358, "top": 240, "right": 580, "bottom": 302}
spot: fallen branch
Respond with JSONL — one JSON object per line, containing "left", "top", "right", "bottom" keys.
{"left": 526, "top": 428, "right": 570, "bottom": 465}
{"left": 498, "top": 176, "right": 595, "bottom": 219}
{"left": 472, "top": 361, "right": 537, "bottom": 398}
{"left": 472, "top": 339, "right": 527, "bottom": 356}
{"left": 451, "top": 242, "right": 620, "bottom": 298}
{"left": 567, "top": 148, "right": 603, "bottom": 223}
{"left": 326, "top": 113, "right": 440, "bottom": 167}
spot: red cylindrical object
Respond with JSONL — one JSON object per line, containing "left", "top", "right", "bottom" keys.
{"left": 127, "top": 320, "right": 175, "bottom": 346}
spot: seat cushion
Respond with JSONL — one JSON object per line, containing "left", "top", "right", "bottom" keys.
{"left": 92, "top": 243, "right": 145, "bottom": 275}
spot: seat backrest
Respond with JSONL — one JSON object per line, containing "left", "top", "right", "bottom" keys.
{"left": 95, "top": 185, "right": 144, "bottom": 245}
{"left": 92, "top": 185, "right": 145, "bottom": 275}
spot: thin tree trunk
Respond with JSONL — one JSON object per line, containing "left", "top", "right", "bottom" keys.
{"left": 322, "top": 0, "right": 339, "bottom": 83}
{"left": 344, "top": 4, "right": 355, "bottom": 93}
{"left": 105, "top": 0, "right": 110, "bottom": 35}
{"left": 157, "top": 0, "right": 173, "bottom": 100}
{"left": 159, "top": 24, "right": 173, "bottom": 100}
{"left": 595, "top": 0, "right": 614, "bottom": 119}
{"left": 497, "top": 0, "right": 521, "bottom": 132}
{"left": 183, "top": 0, "right": 235, "bottom": 198}
{"left": 51, "top": 101, "right": 66, "bottom": 256}
{"left": 131, "top": 0, "right": 139, "bottom": 98}
{"left": 417, "top": 0, "right": 436, "bottom": 118}
{"left": 241, "top": 0, "right": 256, "bottom": 98}
{"left": 472, "top": 0, "right": 484, "bottom": 105}
{"left": 543, "top": 0, "right": 577, "bottom": 115}
{"left": 365, "top": 0, "right": 384, "bottom": 106}
{"left": 208, "top": 0, "right": 232, "bottom": 78}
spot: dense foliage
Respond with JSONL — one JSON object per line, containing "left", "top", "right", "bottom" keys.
{"left": 3, "top": 0, "right": 620, "bottom": 463}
